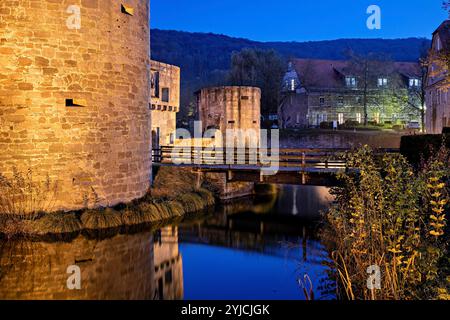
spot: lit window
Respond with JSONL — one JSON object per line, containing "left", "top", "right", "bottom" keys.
{"left": 356, "top": 113, "right": 362, "bottom": 124}
{"left": 378, "top": 78, "right": 388, "bottom": 87}
{"left": 338, "top": 113, "right": 344, "bottom": 125}
{"left": 346, "top": 76, "right": 357, "bottom": 87}
{"left": 374, "top": 112, "right": 380, "bottom": 123}
{"left": 409, "top": 78, "right": 421, "bottom": 88}
{"left": 290, "top": 79, "right": 296, "bottom": 91}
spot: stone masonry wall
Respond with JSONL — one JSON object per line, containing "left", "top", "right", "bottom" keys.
{"left": 198, "top": 86, "right": 261, "bottom": 146}
{"left": 0, "top": 0, "right": 152, "bottom": 212}
{"left": 205, "top": 172, "right": 255, "bottom": 200}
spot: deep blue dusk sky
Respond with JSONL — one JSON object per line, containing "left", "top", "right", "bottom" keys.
{"left": 151, "top": 0, "right": 448, "bottom": 42}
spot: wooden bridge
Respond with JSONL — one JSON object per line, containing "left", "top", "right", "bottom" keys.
{"left": 152, "top": 146, "right": 399, "bottom": 186}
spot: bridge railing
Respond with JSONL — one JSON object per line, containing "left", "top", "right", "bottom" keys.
{"left": 152, "top": 146, "right": 399, "bottom": 170}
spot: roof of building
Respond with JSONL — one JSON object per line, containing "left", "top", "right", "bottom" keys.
{"left": 432, "top": 20, "right": 450, "bottom": 51}
{"left": 150, "top": 59, "right": 181, "bottom": 71}
{"left": 291, "top": 58, "right": 421, "bottom": 89}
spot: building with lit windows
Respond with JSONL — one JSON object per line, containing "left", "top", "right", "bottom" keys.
{"left": 425, "top": 20, "right": 450, "bottom": 134}
{"left": 279, "top": 59, "right": 422, "bottom": 129}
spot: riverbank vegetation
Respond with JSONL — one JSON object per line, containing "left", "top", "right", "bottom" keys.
{"left": 0, "top": 167, "right": 215, "bottom": 239}
{"left": 323, "top": 144, "right": 450, "bottom": 300}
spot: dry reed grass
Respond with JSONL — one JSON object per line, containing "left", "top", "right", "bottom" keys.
{"left": 323, "top": 145, "right": 450, "bottom": 300}
{"left": 0, "top": 168, "right": 57, "bottom": 218}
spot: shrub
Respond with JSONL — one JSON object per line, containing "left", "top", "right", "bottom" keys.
{"left": 320, "top": 121, "right": 332, "bottom": 129}
{"left": 323, "top": 145, "right": 450, "bottom": 300}
{"left": 400, "top": 134, "right": 450, "bottom": 167}
{"left": 341, "top": 120, "right": 360, "bottom": 129}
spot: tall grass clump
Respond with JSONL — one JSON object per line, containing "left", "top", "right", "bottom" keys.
{"left": 81, "top": 208, "right": 122, "bottom": 230}
{"left": 323, "top": 145, "right": 449, "bottom": 300}
{"left": 26, "top": 212, "right": 82, "bottom": 236}
{"left": 0, "top": 168, "right": 58, "bottom": 219}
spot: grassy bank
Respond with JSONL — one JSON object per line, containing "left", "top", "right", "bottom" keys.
{"left": 0, "top": 167, "right": 216, "bottom": 239}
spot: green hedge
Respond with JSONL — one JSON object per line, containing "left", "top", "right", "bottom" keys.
{"left": 400, "top": 134, "right": 450, "bottom": 166}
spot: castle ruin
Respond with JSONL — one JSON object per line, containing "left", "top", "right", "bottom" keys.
{"left": 150, "top": 60, "right": 180, "bottom": 148}
{"left": 0, "top": 1, "right": 152, "bottom": 212}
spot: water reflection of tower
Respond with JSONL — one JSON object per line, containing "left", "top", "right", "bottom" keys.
{"left": 153, "top": 227, "right": 184, "bottom": 300}
{"left": 0, "top": 233, "right": 156, "bottom": 300}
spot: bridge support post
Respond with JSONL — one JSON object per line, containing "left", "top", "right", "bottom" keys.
{"left": 228, "top": 218, "right": 233, "bottom": 229}
{"left": 259, "top": 171, "right": 264, "bottom": 183}
{"left": 227, "top": 170, "right": 233, "bottom": 181}
{"left": 301, "top": 172, "right": 306, "bottom": 185}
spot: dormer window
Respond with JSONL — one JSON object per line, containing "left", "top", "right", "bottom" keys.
{"left": 282, "top": 63, "right": 300, "bottom": 92}
{"left": 409, "top": 78, "right": 421, "bottom": 88}
{"left": 319, "top": 97, "right": 325, "bottom": 106}
{"left": 346, "top": 76, "right": 357, "bottom": 88}
{"left": 290, "top": 79, "right": 296, "bottom": 91}
{"left": 378, "top": 77, "right": 388, "bottom": 87}
{"left": 285, "top": 78, "right": 298, "bottom": 92}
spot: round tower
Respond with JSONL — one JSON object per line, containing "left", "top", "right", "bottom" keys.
{"left": 197, "top": 86, "right": 261, "bottom": 134}
{"left": 0, "top": 1, "right": 151, "bottom": 212}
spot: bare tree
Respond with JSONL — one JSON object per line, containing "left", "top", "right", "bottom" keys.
{"left": 347, "top": 52, "right": 398, "bottom": 125}
{"left": 391, "top": 44, "right": 428, "bottom": 130}
{"left": 405, "top": 61, "right": 427, "bottom": 130}
{"left": 228, "top": 48, "right": 285, "bottom": 115}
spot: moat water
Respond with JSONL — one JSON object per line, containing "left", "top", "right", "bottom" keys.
{"left": 0, "top": 185, "right": 335, "bottom": 300}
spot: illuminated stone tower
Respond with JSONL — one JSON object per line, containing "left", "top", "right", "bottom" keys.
{"left": 197, "top": 86, "right": 261, "bottom": 145}
{"left": 0, "top": 1, "right": 152, "bottom": 211}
